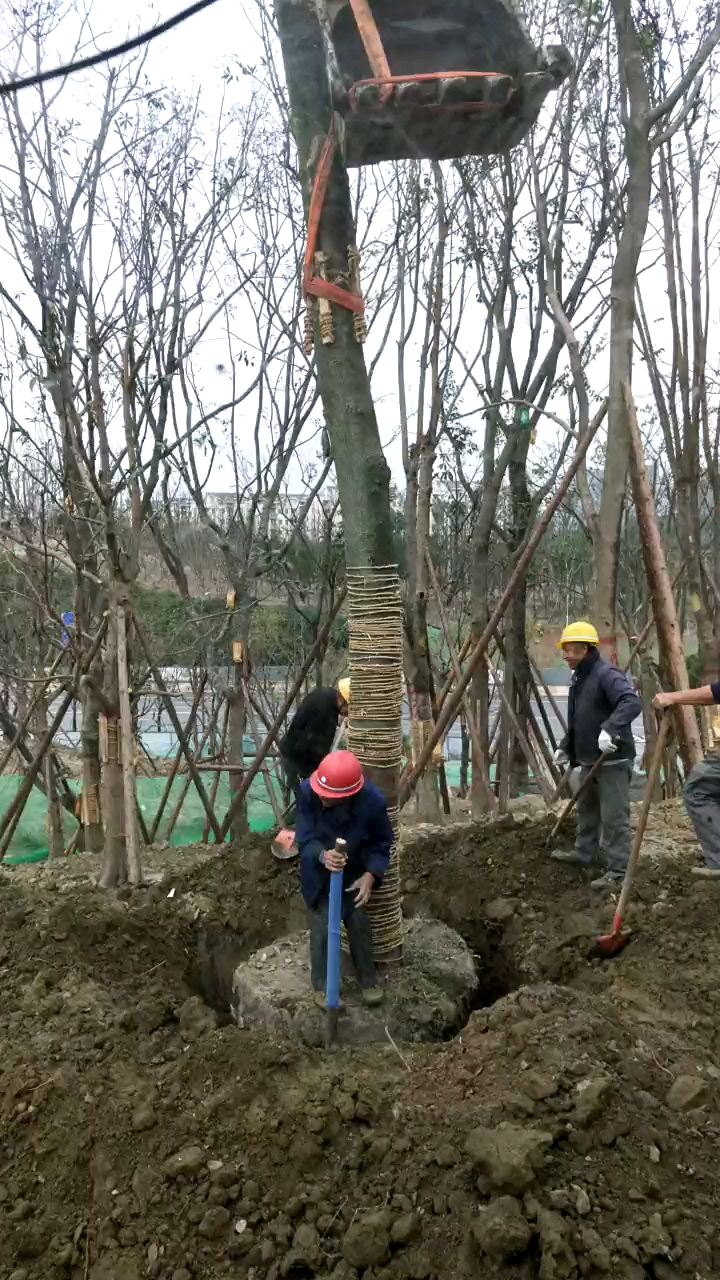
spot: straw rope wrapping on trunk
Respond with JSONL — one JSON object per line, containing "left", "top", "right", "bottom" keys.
{"left": 346, "top": 566, "right": 404, "bottom": 963}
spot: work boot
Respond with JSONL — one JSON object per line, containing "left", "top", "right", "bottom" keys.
{"left": 361, "top": 985, "right": 384, "bottom": 1008}
{"left": 691, "top": 866, "right": 720, "bottom": 879}
{"left": 550, "top": 849, "right": 594, "bottom": 868}
{"left": 590, "top": 872, "right": 623, "bottom": 890}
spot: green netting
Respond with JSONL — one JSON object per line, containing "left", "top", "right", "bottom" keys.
{"left": 0, "top": 773, "right": 279, "bottom": 865}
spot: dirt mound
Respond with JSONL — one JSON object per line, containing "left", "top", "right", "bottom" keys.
{"left": 0, "top": 809, "right": 718, "bottom": 1280}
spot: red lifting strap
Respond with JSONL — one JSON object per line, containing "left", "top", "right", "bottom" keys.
{"left": 303, "top": 122, "right": 365, "bottom": 317}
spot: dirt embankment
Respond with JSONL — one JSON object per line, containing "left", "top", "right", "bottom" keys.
{"left": 0, "top": 805, "right": 718, "bottom": 1280}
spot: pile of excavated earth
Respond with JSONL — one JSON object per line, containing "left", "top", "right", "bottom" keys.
{"left": 0, "top": 797, "right": 718, "bottom": 1280}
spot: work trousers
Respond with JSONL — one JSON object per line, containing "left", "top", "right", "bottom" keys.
{"left": 684, "top": 754, "right": 720, "bottom": 869}
{"left": 309, "top": 898, "right": 377, "bottom": 992}
{"left": 575, "top": 758, "right": 632, "bottom": 877}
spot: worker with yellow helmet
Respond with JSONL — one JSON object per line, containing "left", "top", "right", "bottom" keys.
{"left": 551, "top": 622, "right": 641, "bottom": 888}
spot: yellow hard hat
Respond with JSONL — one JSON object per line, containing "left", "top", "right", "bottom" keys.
{"left": 557, "top": 621, "right": 599, "bottom": 648}
{"left": 337, "top": 678, "right": 351, "bottom": 704}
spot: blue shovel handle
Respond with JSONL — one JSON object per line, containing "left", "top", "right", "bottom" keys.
{"left": 325, "top": 838, "right": 346, "bottom": 1046}
{"left": 326, "top": 868, "right": 343, "bottom": 1012}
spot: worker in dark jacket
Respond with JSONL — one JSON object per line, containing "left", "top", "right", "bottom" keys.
{"left": 296, "top": 749, "right": 392, "bottom": 1008}
{"left": 279, "top": 680, "right": 349, "bottom": 823}
{"left": 654, "top": 681, "right": 720, "bottom": 878}
{"left": 550, "top": 621, "right": 642, "bottom": 888}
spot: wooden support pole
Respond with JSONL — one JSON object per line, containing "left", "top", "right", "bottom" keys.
{"left": 425, "top": 550, "right": 497, "bottom": 813}
{"left": 625, "top": 384, "right": 703, "bottom": 772}
{"left": 399, "top": 400, "right": 607, "bottom": 807}
{"left": 132, "top": 614, "right": 223, "bottom": 842}
{"left": 218, "top": 586, "right": 348, "bottom": 842}
{"left": 117, "top": 604, "right": 142, "bottom": 886}
{"left": 147, "top": 673, "right": 208, "bottom": 843}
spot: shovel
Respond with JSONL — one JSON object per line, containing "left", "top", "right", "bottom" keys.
{"left": 595, "top": 713, "right": 671, "bottom": 958}
{"left": 325, "top": 837, "right": 346, "bottom": 1048}
{"left": 546, "top": 749, "right": 615, "bottom": 846}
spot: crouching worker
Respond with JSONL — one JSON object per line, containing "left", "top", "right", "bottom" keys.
{"left": 296, "top": 749, "right": 392, "bottom": 1008}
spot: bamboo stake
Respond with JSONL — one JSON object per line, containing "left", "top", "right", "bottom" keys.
{"left": 625, "top": 384, "right": 703, "bottom": 771}
{"left": 529, "top": 654, "right": 568, "bottom": 736}
{"left": 399, "top": 399, "right": 607, "bottom": 806}
{"left": 485, "top": 654, "right": 553, "bottom": 803}
{"left": 527, "top": 667, "right": 559, "bottom": 753}
{"left": 163, "top": 695, "right": 223, "bottom": 844}
{"left": 623, "top": 563, "right": 685, "bottom": 674}
{"left": 203, "top": 700, "right": 230, "bottom": 843}
{"left": 0, "top": 645, "right": 67, "bottom": 778}
{"left": 425, "top": 550, "right": 497, "bottom": 813}
{"left": 493, "top": 634, "right": 562, "bottom": 785}
{"left": 147, "top": 672, "right": 207, "bottom": 842}
{"left": 0, "top": 622, "right": 107, "bottom": 857}
{"left": 243, "top": 681, "right": 284, "bottom": 826}
{"left": 117, "top": 604, "right": 142, "bottom": 886}
{"left": 132, "top": 614, "right": 223, "bottom": 842}
{"left": 218, "top": 586, "right": 348, "bottom": 842}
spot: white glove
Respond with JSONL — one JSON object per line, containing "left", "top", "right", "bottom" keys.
{"left": 598, "top": 730, "right": 617, "bottom": 754}
{"left": 553, "top": 748, "right": 569, "bottom": 766}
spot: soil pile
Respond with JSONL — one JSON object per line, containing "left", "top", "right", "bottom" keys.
{"left": 0, "top": 808, "right": 718, "bottom": 1280}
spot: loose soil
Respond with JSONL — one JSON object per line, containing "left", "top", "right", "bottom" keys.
{"left": 0, "top": 801, "right": 718, "bottom": 1280}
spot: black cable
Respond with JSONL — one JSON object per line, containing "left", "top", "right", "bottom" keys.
{"left": 0, "top": 0, "right": 222, "bottom": 96}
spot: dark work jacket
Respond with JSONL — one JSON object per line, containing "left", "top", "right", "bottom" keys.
{"left": 297, "top": 778, "right": 394, "bottom": 918}
{"left": 278, "top": 687, "right": 341, "bottom": 778}
{"left": 560, "top": 647, "right": 641, "bottom": 766}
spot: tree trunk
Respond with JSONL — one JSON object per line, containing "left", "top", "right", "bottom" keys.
{"left": 274, "top": 0, "right": 403, "bottom": 961}
{"left": 592, "top": 0, "right": 652, "bottom": 661}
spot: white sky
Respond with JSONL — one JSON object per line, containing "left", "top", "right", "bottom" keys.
{"left": 1, "top": 0, "right": 715, "bottom": 509}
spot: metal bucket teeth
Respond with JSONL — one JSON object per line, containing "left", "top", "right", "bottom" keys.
{"left": 481, "top": 74, "right": 514, "bottom": 105}
{"left": 438, "top": 76, "right": 468, "bottom": 104}
{"left": 354, "top": 82, "right": 383, "bottom": 111}
{"left": 394, "top": 79, "right": 424, "bottom": 107}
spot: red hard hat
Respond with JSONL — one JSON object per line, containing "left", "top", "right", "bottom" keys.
{"left": 310, "top": 750, "right": 365, "bottom": 800}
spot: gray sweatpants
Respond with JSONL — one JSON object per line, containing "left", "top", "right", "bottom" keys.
{"left": 575, "top": 759, "right": 633, "bottom": 877}
{"left": 684, "top": 755, "right": 720, "bottom": 869}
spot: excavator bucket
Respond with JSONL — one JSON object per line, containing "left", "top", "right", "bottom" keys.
{"left": 327, "top": 0, "right": 573, "bottom": 166}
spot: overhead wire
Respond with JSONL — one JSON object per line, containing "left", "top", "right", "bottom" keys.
{"left": 0, "top": 0, "right": 222, "bottom": 96}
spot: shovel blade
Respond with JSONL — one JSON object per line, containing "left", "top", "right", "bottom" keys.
{"left": 594, "top": 929, "right": 631, "bottom": 959}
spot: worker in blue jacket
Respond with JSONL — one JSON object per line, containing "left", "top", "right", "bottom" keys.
{"left": 296, "top": 749, "right": 392, "bottom": 1008}
{"left": 550, "top": 621, "right": 642, "bottom": 888}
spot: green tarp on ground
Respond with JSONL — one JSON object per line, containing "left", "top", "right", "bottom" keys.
{"left": 0, "top": 773, "right": 281, "bottom": 864}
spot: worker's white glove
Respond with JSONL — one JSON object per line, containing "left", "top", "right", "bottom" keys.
{"left": 598, "top": 730, "right": 618, "bottom": 754}
{"left": 553, "top": 748, "right": 569, "bottom": 767}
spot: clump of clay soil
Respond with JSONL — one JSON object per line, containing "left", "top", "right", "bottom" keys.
{"left": 0, "top": 806, "right": 718, "bottom": 1280}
